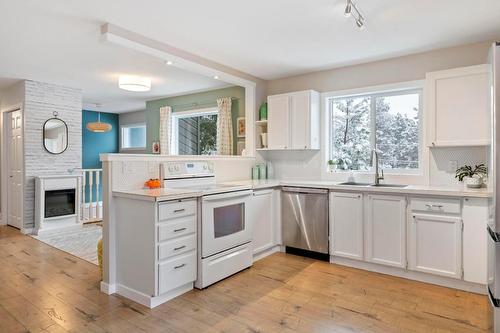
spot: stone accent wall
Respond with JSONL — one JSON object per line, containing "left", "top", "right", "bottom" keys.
{"left": 23, "top": 80, "right": 82, "bottom": 230}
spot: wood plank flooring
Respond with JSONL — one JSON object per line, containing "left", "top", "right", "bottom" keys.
{"left": 0, "top": 225, "right": 492, "bottom": 333}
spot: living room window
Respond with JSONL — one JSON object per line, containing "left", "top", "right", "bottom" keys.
{"left": 328, "top": 88, "right": 422, "bottom": 174}
{"left": 121, "top": 123, "right": 146, "bottom": 150}
{"left": 170, "top": 107, "right": 218, "bottom": 155}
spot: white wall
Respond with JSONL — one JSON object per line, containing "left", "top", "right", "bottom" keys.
{"left": 23, "top": 80, "right": 82, "bottom": 230}
{"left": 263, "top": 41, "right": 493, "bottom": 186}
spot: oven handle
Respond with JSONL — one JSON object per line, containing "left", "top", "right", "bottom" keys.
{"left": 202, "top": 190, "right": 253, "bottom": 202}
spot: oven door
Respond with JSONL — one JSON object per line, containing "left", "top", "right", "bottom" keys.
{"left": 201, "top": 190, "right": 253, "bottom": 258}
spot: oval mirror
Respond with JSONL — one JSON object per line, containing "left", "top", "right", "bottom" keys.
{"left": 43, "top": 118, "right": 68, "bottom": 154}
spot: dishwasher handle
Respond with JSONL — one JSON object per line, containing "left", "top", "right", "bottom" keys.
{"left": 282, "top": 187, "right": 328, "bottom": 195}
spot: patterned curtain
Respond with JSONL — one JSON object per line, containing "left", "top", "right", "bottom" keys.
{"left": 159, "top": 106, "right": 172, "bottom": 155}
{"left": 216, "top": 97, "right": 233, "bottom": 155}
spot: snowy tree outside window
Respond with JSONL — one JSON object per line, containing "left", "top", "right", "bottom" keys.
{"left": 329, "top": 90, "right": 421, "bottom": 173}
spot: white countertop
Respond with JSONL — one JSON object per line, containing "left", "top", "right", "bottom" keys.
{"left": 113, "top": 188, "right": 202, "bottom": 202}
{"left": 223, "top": 179, "right": 492, "bottom": 198}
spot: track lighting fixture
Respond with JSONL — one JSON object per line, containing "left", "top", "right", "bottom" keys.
{"left": 344, "top": 0, "right": 365, "bottom": 30}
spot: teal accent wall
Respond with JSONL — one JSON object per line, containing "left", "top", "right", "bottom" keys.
{"left": 82, "top": 110, "right": 119, "bottom": 202}
{"left": 146, "top": 86, "right": 245, "bottom": 155}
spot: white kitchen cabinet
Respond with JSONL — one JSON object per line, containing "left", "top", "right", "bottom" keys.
{"left": 426, "top": 64, "right": 491, "bottom": 147}
{"left": 462, "top": 198, "right": 488, "bottom": 284}
{"left": 251, "top": 189, "right": 275, "bottom": 255}
{"left": 267, "top": 90, "right": 320, "bottom": 150}
{"left": 330, "top": 192, "right": 364, "bottom": 260}
{"left": 409, "top": 213, "right": 462, "bottom": 279}
{"left": 365, "top": 194, "right": 407, "bottom": 268}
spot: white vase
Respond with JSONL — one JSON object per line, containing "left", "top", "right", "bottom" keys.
{"left": 464, "top": 176, "right": 483, "bottom": 188}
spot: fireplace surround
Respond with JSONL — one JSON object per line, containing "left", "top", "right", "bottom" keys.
{"left": 35, "top": 174, "right": 82, "bottom": 235}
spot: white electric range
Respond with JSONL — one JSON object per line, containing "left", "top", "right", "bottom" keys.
{"left": 161, "top": 161, "right": 254, "bottom": 288}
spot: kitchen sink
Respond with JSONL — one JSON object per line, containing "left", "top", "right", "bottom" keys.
{"left": 338, "top": 182, "right": 371, "bottom": 186}
{"left": 370, "top": 184, "right": 408, "bottom": 188}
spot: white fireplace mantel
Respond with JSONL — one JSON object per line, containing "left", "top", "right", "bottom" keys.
{"left": 34, "top": 174, "right": 82, "bottom": 235}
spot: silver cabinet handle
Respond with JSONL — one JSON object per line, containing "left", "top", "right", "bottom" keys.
{"left": 174, "top": 245, "right": 186, "bottom": 251}
{"left": 173, "top": 208, "right": 185, "bottom": 213}
{"left": 425, "top": 204, "right": 432, "bottom": 209}
{"left": 174, "top": 227, "right": 186, "bottom": 232}
{"left": 174, "top": 264, "right": 186, "bottom": 269}
{"left": 432, "top": 204, "right": 443, "bottom": 208}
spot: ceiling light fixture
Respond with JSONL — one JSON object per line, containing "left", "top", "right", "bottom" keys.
{"left": 213, "top": 75, "right": 219, "bottom": 80}
{"left": 86, "top": 112, "right": 112, "bottom": 133}
{"left": 165, "top": 60, "right": 173, "bottom": 65}
{"left": 344, "top": 0, "right": 365, "bottom": 30}
{"left": 118, "top": 75, "right": 151, "bottom": 92}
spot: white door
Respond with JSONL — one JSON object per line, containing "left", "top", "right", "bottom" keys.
{"left": 251, "top": 189, "right": 274, "bottom": 255}
{"left": 409, "top": 213, "right": 462, "bottom": 279}
{"left": 330, "top": 192, "right": 364, "bottom": 260}
{"left": 267, "top": 95, "right": 290, "bottom": 149}
{"left": 365, "top": 194, "right": 406, "bottom": 268}
{"left": 290, "top": 91, "right": 310, "bottom": 149}
{"left": 7, "top": 110, "right": 23, "bottom": 229}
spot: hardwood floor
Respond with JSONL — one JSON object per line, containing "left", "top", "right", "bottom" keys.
{"left": 0, "top": 225, "right": 492, "bottom": 333}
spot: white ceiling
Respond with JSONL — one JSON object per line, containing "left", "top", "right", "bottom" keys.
{"left": 1, "top": 0, "right": 500, "bottom": 112}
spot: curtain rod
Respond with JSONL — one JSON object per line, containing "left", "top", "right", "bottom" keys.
{"left": 170, "top": 97, "right": 239, "bottom": 110}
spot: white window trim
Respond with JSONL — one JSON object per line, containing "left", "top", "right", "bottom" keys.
{"left": 170, "top": 107, "right": 219, "bottom": 155}
{"left": 322, "top": 80, "right": 425, "bottom": 178}
{"left": 120, "top": 122, "right": 147, "bottom": 150}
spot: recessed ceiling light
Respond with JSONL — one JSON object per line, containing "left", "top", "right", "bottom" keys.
{"left": 118, "top": 75, "right": 151, "bottom": 92}
{"left": 213, "top": 75, "right": 219, "bottom": 80}
{"left": 166, "top": 60, "right": 173, "bottom": 65}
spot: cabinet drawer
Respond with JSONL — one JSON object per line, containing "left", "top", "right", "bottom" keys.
{"left": 410, "top": 197, "right": 461, "bottom": 214}
{"left": 158, "top": 216, "right": 196, "bottom": 241}
{"left": 158, "top": 200, "right": 196, "bottom": 221}
{"left": 158, "top": 234, "right": 196, "bottom": 261}
{"left": 158, "top": 252, "right": 196, "bottom": 295}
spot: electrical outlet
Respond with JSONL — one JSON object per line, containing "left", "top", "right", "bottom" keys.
{"left": 448, "top": 160, "right": 458, "bottom": 173}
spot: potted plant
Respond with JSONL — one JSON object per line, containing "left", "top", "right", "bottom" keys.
{"left": 327, "top": 159, "right": 336, "bottom": 172}
{"left": 455, "top": 164, "right": 487, "bottom": 188}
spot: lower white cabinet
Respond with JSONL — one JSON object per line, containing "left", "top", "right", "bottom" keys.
{"left": 365, "top": 194, "right": 407, "bottom": 268}
{"left": 330, "top": 192, "right": 364, "bottom": 260}
{"left": 462, "top": 198, "right": 488, "bottom": 284}
{"left": 251, "top": 189, "right": 275, "bottom": 255}
{"left": 409, "top": 213, "right": 462, "bottom": 279}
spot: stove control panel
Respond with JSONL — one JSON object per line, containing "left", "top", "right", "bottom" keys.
{"left": 161, "top": 161, "right": 214, "bottom": 179}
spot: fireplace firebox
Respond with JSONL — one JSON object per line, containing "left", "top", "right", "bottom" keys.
{"left": 44, "top": 189, "right": 76, "bottom": 218}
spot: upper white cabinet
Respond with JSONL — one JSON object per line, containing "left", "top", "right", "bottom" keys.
{"left": 365, "top": 194, "right": 407, "bottom": 268}
{"left": 426, "top": 64, "right": 491, "bottom": 147}
{"left": 267, "top": 90, "right": 320, "bottom": 150}
{"left": 330, "top": 192, "right": 364, "bottom": 260}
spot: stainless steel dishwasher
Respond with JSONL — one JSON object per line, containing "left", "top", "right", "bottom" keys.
{"left": 281, "top": 187, "right": 329, "bottom": 259}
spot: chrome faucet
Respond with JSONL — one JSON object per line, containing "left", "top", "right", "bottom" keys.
{"left": 371, "top": 148, "right": 384, "bottom": 185}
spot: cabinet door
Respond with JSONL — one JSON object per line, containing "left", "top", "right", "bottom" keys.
{"left": 462, "top": 198, "right": 488, "bottom": 284}
{"left": 365, "top": 195, "right": 407, "bottom": 268}
{"left": 330, "top": 192, "right": 364, "bottom": 260}
{"left": 272, "top": 189, "right": 282, "bottom": 246}
{"left": 409, "top": 214, "right": 462, "bottom": 279}
{"left": 252, "top": 189, "right": 274, "bottom": 254}
{"left": 290, "top": 91, "right": 310, "bottom": 149}
{"left": 267, "top": 95, "right": 290, "bottom": 149}
{"left": 426, "top": 64, "right": 490, "bottom": 146}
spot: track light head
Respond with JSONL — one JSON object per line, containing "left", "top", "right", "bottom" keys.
{"left": 356, "top": 17, "right": 365, "bottom": 30}
{"left": 344, "top": 0, "right": 352, "bottom": 17}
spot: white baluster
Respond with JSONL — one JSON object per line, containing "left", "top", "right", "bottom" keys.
{"left": 95, "top": 170, "right": 100, "bottom": 220}
{"left": 81, "top": 171, "right": 87, "bottom": 221}
{"left": 89, "top": 171, "right": 94, "bottom": 220}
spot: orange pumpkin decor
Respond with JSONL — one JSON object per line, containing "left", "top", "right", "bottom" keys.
{"left": 145, "top": 179, "right": 161, "bottom": 189}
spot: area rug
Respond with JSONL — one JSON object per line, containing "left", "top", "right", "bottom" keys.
{"left": 31, "top": 224, "right": 102, "bottom": 265}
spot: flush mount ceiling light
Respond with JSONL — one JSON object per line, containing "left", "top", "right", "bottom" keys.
{"left": 344, "top": 0, "right": 365, "bottom": 30}
{"left": 86, "top": 112, "right": 112, "bottom": 133}
{"left": 118, "top": 75, "right": 151, "bottom": 92}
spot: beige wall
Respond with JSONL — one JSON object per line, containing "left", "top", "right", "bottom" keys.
{"left": 267, "top": 41, "right": 492, "bottom": 95}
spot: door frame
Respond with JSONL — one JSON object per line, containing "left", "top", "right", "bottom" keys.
{"left": 1, "top": 105, "right": 24, "bottom": 230}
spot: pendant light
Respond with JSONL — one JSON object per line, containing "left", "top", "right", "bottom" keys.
{"left": 86, "top": 112, "right": 112, "bottom": 133}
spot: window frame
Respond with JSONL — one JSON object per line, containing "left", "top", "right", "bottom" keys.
{"left": 120, "top": 122, "right": 147, "bottom": 150}
{"left": 326, "top": 82, "right": 424, "bottom": 176}
{"left": 170, "top": 107, "right": 219, "bottom": 155}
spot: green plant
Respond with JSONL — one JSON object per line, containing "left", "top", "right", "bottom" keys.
{"left": 455, "top": 164, "right": 487, "bottom": 181}
{"left": 327, "top": 159, "right": 336, "bottom": 166}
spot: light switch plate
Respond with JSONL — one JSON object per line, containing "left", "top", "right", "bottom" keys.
{"left": 448, "top": 160, "right": 458, "bottom": 173}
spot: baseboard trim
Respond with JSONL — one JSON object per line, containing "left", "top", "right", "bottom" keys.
{"left": 21, "top": 227, "right": 34, "bottom": 234}
{"left": 330, "top": 256, "right": 487, "bottom": 295}
{"left": 116, "top": 283, "right": 193, "bottom": 308}
{"left": 100, "top": 281, "right": 117, "bottom": 295}
{"left": 253, "top": 245, "right": 281, "bottom": 262}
